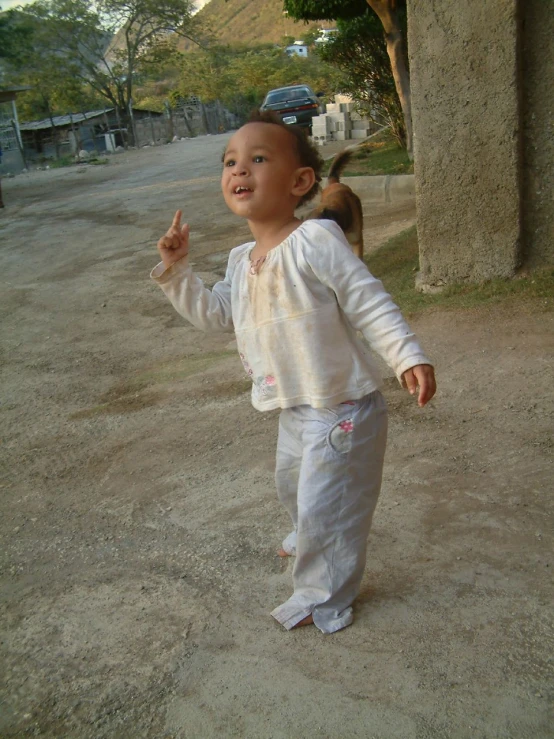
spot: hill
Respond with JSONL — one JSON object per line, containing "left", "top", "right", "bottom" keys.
{"left": 191, "top": 0, "right": 331, "bottom": 47}
{"left": 106, "top": 0, "right": 333, "bottom": 62}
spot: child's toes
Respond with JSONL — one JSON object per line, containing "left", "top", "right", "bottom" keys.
{"left": 294, "top": 614, "right": 314, "bottom": 628}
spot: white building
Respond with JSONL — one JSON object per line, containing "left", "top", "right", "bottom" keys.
{"left": 285, "top": 43, "right": 308, "bottom": 58}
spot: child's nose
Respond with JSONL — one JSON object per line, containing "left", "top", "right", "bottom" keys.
{"left": 232, "top": 161, "right": 248, "bottom": 175}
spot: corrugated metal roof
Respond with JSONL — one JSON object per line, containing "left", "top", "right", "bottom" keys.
{"left": 19, "top": 109, "right": 114, "bottom": 131}
{"left": 19, "top": 106, "right": 163, "bottom": 131}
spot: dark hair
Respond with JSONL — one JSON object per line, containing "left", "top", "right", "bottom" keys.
{"left": 246, "top": 109, "right": 323, "bottom": 206}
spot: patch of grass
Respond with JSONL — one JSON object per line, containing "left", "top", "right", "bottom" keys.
{"left": 367, "top": 226, "right": 554, "bottom": 315}
{"left": 47, "top": 154, "right": 109, "bottom": 170}
{"left": 324, "top": 129, "right": 413, "bottom": 177}
{"left": 49, "top": 155, "right": 75, "bottom": 169}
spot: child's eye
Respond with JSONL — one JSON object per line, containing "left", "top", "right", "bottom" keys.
{"left": 253, "top": 155, "right": 265, "bottom": 163}
{"left": 224, "top": 159, "right": 235, "bottom": 167}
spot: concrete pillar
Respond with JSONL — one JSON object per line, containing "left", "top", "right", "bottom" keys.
{"left": 521, "top": 0, "right": 554, "bottom": 268}
{"left": 408, "top": 0, "right": 522, "bottom": 287}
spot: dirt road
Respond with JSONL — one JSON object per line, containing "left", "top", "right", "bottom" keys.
{"left": 1, "top": 135, "right": 553, "bottom": 738}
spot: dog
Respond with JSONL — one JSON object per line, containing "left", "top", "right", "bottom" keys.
{"left": 305, "top": 148, "right": 364, "bottom": 260}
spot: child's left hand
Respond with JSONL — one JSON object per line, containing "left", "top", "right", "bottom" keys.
{"left": 402, "top": 364, "right": 436, "bottom": 407}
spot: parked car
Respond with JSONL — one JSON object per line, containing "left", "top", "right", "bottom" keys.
{"left": 260, "top": 85, "right": 322, "bottom": 130}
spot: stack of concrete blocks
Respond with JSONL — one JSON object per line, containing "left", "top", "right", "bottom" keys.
{"left": 311, "top": 98, "right": 373, "bottom": 145}
{"left": 350, "top": 109, "right": 373, "bottom": 140}
{"left": 310, "top": 113, "right": 334, "bottom": 145}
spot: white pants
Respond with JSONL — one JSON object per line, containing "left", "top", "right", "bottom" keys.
{"left": 271, "top": 391, "right": 388, "bottom": 634}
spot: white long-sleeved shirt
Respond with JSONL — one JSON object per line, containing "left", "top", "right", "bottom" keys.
{"left": 151, "top": 219, "right": 431, "bottom": 411}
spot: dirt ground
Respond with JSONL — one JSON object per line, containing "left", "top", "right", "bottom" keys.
{"left": 1, "top": 135, "right": 553, "bottom": 739}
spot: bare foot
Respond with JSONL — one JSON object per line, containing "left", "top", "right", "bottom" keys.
{"left": 278, "top": 547, "right": 290, "bottom": 557}
{"left": 293, "top": 614, "right": 314, "bottom": 628}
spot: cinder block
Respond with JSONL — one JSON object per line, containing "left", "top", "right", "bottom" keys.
{"left": 334, "top": 94, "right": 354, "bottom": 104}
{"left": 349, "top": 111, "right": 363, "bottom": 121}
{"left": 325, "top": 103, "right": 341, "bottom": 113}
{"left": 328, "top": 111, "right": 348, "bottom": 122}
{"left": 312, "top": 134, "right": 333, "bottom": 144}
{"left": 335, "top": 121, "right": 353, "bottom": 132}
{"left": 340, "top": 102, "right": 356, "bottom": 113}
{"left": 333, "top": 130, "right": 351, "bottom": 141}
{"left": 352, "top": 119, "right": 371, "bottom": 129}
{"left": 312, "top": 115, "right": 335, "bottom": 133}
{"left": 350, "top": 128, "right": 371, "bottom": 139}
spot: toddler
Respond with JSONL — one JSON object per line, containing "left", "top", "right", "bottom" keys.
{"left": 151, "top": 111, "right": 436, "bottom": 633}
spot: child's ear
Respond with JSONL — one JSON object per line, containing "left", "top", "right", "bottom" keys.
{"left": 291, "top": 167, "right": 316, "bottom": 198}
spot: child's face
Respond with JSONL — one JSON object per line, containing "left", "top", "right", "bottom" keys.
{"left": 221, "top": 123, "right": 307, "bottom": 223}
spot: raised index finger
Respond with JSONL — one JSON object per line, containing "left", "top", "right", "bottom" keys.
{"left": 172, "top": 209, "right": 182, "bottom": 229}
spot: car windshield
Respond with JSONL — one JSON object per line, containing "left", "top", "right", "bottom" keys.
{"left": 265, "top": 88, "right": 311, "bottom": 104}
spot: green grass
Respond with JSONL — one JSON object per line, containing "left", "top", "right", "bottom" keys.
{"left": 324, "top": 129, "right": 413, "bottom": 177}
{"left": 367, "top": 226, "right": 554, "bottom": 315}
{"left": 49, "top": 155, "right": 75, "bottom": 169}
{"left": 47, "top": 154, "right": 109, "bottom": 169}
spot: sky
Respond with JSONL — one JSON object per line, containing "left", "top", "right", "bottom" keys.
{"left": 2, "top": 0, "right": 35, "bottom": 8}
{"left": 2, "top": 0, "right": 211, "bottom": 9}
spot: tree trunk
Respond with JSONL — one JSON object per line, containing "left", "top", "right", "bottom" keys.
{"left": 366, "top": 0, "right": 413, "bottom": 159}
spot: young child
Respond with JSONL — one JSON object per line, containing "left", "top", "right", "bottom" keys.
{"left": 151, "top": 111, "right": 436, "bottom": 634}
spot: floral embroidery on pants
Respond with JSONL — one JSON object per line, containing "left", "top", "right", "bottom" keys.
{"left": 329, "top": 417, "right": 354, "bottom": 454}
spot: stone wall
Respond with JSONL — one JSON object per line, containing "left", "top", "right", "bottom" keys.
{"left": 407, "top": 0, "right": 553, "bottom": 287}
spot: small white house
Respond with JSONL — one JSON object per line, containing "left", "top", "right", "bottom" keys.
{"left": 285, "top": 43, "right": 308, "bottom": 58}
{"left": 314, "top": 29, "right": 338, "bottom": 44}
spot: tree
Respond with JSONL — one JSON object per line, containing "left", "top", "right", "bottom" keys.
{"left": 283, "top": 0, "right": 413, "bottom": 158}
{"left": 165, "top": 43, "right": 342, "bottom": 125}
{"left": 5, "top": 0, "right": 206, "bottom": 142}
{"left": 1, "top": 7, "right": 105, "bottom": 145}
{"left": 317, "top": 13, "right": 405, "bottom": 147}
{"left": 0, "top": 9, "right": 35, "bottom": 64}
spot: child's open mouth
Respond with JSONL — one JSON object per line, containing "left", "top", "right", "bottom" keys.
{"left": 234, "top": 186, "right": 253, "bottom": 198}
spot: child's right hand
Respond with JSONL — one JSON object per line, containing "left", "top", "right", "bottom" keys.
{"left": 157, "top": 210, "right": 190, "bottom": 269}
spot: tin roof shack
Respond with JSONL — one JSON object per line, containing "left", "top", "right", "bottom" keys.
{"left": 19, "top": 107, "right": 163, "bottom": 163}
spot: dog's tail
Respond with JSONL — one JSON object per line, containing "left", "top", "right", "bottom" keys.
{"left": 327, "top": 148, "right": 354, "bottom": 185}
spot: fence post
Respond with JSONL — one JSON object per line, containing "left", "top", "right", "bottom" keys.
{"left": 182, "top": 109, "right": 194, "bottom": 137}
{"left": 164, "top": 100, "right": 174, "bottom": 141}
{"left": 216, "top": 100, "right": 225, "bottom": 133}
{"left": 200, "top": 103, "right": 210, "bottom": 135}
{"left": 148, "top": 112, "right": 156, "bottom": 144}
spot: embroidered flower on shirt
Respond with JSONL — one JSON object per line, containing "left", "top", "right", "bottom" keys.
{"left": 239, "top": 352, "right": 254, "bottom": 378}
{"left": 253, "top": 374, "right": 277, "bottom": 397}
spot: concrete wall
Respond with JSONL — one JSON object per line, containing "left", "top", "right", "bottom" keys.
{"left": 408, "top": 0, "right": 553, "bottom": 287}
{"left": 521, "top": 0, "right": 554, "bottom": 268}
